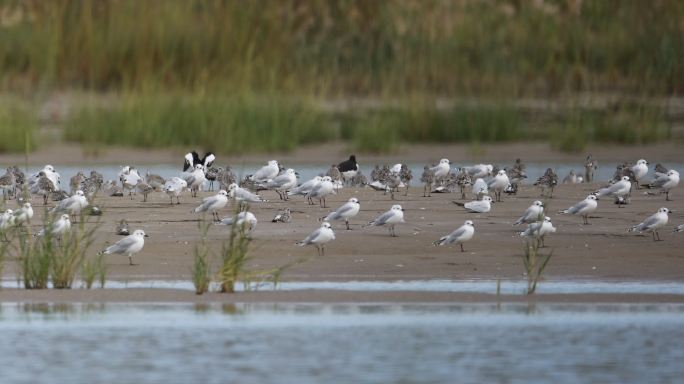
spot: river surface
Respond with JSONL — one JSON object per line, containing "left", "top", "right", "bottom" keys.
{"left": 1, "top": 302, "right": 683, "bottom": 384}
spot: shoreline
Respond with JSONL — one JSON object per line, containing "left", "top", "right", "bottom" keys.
{"left": 1, "top": 288, "right": 684, "bottom": 304}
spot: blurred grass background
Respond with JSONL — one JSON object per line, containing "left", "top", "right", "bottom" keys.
{"left": 1, "top": 0, "right": 682, "bottom": 153}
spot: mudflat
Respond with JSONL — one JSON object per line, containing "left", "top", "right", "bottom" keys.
{"left": 2, "top": 178, "right": 683, "bottom": 304}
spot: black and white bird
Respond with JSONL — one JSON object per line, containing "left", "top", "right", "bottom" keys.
{"left": 183, "top": 151, "right": 215, "bottom": 172}
{"left": 338, "top": 155, "right": 359, "bottom": 185}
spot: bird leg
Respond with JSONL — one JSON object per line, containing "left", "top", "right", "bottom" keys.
{"left": 460, "top": 243, "right": 465, "bottom": 252}
{"left": 345, "top": 219, "right": 351, "bottom": 230}
{"left": 666, "top": 191, "right": 671, "bottom": 201}
{"left": 128, "top": 255, "right": 134, "bottom": 265}
{"left": 43, "top": 194, "right": 48, "bottom": 205}
{"left": 321, "top": 245, "right": 325, "bottom": 257}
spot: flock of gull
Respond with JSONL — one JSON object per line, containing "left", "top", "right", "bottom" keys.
{"left": 0, "top": 151, "right": 681, "bottom": 264}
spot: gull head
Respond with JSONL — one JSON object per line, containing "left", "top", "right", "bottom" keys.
{"left": 133, "top": 229, "right": 149, "bottom": 238}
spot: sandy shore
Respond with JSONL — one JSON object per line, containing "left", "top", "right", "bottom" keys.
{"left": 2, "top": 176, "right": 684, "bottom": 303}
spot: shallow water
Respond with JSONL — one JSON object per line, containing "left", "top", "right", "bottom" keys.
{"left": 5, "top": 278, "right": 684, "bottom": 295}
{"left": 1, "top": 302, "right": 683, "bottom": 383}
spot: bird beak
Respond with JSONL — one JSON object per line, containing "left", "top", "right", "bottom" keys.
{"left": 401, "top": 208, "right": 405, "bottom": 211}
{"left": 295, "top": 172, "right": 300, "bottom": 176}
{"left": 145, "top": 234, "right": 150, "bottom": 238}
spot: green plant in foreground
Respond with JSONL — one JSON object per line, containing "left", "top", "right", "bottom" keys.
{"left": 18, "top": 230, "right": 51, "bottom": 290}
{"left": 216, "top": 214, "right": 253, "bottom": 294}
{"left": 521, "top": 240, "right": 553, "bottom": 295}
{"left": 50, "top": 214, "right": 100, "bottom": 289}
{"left": 191, "top": 218, "right": 212, "bottom": 295}
{"left": 81, "top": 253, "right": 107, "bottom": 289}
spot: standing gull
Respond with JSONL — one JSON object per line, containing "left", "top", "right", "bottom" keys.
{"left": 514, "top": 200, "right": 545, "bottom": 226}
{"left": 288, "top": 176, "right": 322, "bottom": 204}
{"left": 631, "top": 159, "right": 649, "bottom": 189}
{"left": 560, "top": 195, "right": 598, "bottom": 225}
{"left": 193, "top": 190, "right": 229, "bottom": 221}
{"left": 366, "top": 204, "right": 405, "bottom": 237}
{"left": 434, "top": 220, "right": 475, "bottom": 252}
{"left": 100, "top": 229, "right": 149, "bottom": 265}
{"left": 227, "top": 183, "right": 265, "bottom": 203}
{"left": 629, "top": 207, "right": 670, "bottom": 241}
{"left": 37, "top": 214, "right": 71, "bottom": 238}
{"left": 306, "top": 176, "right": 334, "bottom": 208}
{"left": 596, "top": 176, "right": 632, "bottom": 205}
{"left": 464, "top": 164, "right": 493, "bottom": 179}
{"left": 488, "top": 170, "right": 510, "bottom": 202}
{"left": 262, "top": 168, "right": 298, "bottom": 200}
{"left": 297, "top": 222, "right": 335, "bottom": 256}
{"left": 324, "top": 197, "right": 360, "bottom": 230}
{"left": 648, "top": 170, "right": 679, "bottom": 201}
{"left": 249, "top": 160, "right": 280, "bottom": 183}
{"left": 520, "top": 216, "right": 556, "bottom": 247}
{"left": 163, "top": 177, "right": 187, "bottom": 205}
{"left": 51, "top": 190, "right": 89, "bottom": 218}
{"left": 184, "top": 164, "right": 207, "bottom": 197}
{"left": 13, "top": 203, "right": 34, "bottom": 226}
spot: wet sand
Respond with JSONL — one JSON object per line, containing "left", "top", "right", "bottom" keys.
{"left": 2, "top": 178, "right": 684, "bottom": 303}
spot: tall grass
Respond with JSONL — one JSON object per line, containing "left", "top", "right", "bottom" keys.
{"left": 521, "top": 241, "right": 553, "bottom": 295}
{"left": 1, "top": 1, "right": 681, "bottom": 95}
{"left": 64, "top": 93, "right": 331, "bottom": 154}
{"left": 50, "top": 216, "right": 99, "bottom": 289}
{"left": 64, "top": 93, "right": 672, "bottom": 153}
{"left": 191, "top": 219, "right": 212, "bottom": 295}
{"left": 18, "top": 231, "right": 51, "bottom": 289}
{"left": 81, "top": 253, "right": 107, "bottom": 289}
{"left": 0, "top": 103, "right": 37, "bottom": 153}
{"left": 217, "top": 213, "right": 253, "bottom": 293}
{"left": 13, "top": 212, "right": 101, "bottom": 289}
